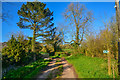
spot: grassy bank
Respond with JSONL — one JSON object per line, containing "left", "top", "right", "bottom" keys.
{"left": 66, "top": 54, "right": 114, "bottom": 78}
{"left": 3, "top": 58, "right": 51, "bottom": 79}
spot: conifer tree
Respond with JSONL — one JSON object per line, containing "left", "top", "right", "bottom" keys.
{"left": 17, "top": 2, "right": 54, "bottom": 61}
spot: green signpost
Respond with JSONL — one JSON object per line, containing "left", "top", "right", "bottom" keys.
{"left": 103, "top": 50, "right": 109, "bottom": 53}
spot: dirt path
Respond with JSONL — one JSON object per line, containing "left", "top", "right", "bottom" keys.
{"left": 36, "top": 58, "right": 77, "bottom": 80}
{"left": 60, "top": 59, "right": 78, "bottom": 78}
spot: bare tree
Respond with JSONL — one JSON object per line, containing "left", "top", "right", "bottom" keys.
{"left": 63, "top": 3, "right": 93, "bottom": 46}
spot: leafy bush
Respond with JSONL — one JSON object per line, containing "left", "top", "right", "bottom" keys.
{"left": 2, "top": 35, "right": 27, "bottom": 66}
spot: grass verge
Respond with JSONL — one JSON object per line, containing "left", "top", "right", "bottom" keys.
{"left": 66, "top": 54, "right": 113, "bottom": 78}
{"left": 3, "top": 58, "right": 51, "bottom": 79}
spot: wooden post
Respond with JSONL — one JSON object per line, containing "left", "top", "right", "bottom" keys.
{"left": 106, "top": 27, "right": 111, "bottom": 75}
{"left": 108, "top": 48, "right": 111, "bottom": 75}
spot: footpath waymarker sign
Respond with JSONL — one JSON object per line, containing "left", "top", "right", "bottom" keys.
{"left": 103, "top": 50, "right": 109, "bottom": 53}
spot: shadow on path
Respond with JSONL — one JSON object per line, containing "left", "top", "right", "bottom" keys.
{"left": 35, "top": 58, "right": 78, "bottom": 80}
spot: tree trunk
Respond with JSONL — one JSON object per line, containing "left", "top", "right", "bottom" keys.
{"left": 112, "top": 62, "right": 115, "bottom": 78}
{"left": 76, "top": 27, "right": 79, "bottom": 45}
{"left": 115, "top": 0, "right": 120, "bottom": 75}
{"left": 54, "top": 44, "right": 56, "bottom": 53}
{"left": 72, "top": 11, "right": 79, "bottom": 46}
{"left": 32, "top": 29, "right": 36, "bottom": 61}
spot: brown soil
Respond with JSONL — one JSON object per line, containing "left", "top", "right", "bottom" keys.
{"left": 36, "top": 58, "right": 78, "bottom": 80}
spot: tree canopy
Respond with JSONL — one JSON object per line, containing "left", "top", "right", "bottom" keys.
{"left": 17, "top": 2, "right": 54, "bottom": 61}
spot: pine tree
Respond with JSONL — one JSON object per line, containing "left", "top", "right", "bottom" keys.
{"left": 17, "top": 2, "right": 54, "bottom": 61}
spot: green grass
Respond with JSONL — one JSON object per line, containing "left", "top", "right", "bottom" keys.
{"left": 66, "top": 54, "right": 113, "bottom": 78}
{"left": 3, "top": 59, "right": 51, "bottom": 79}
